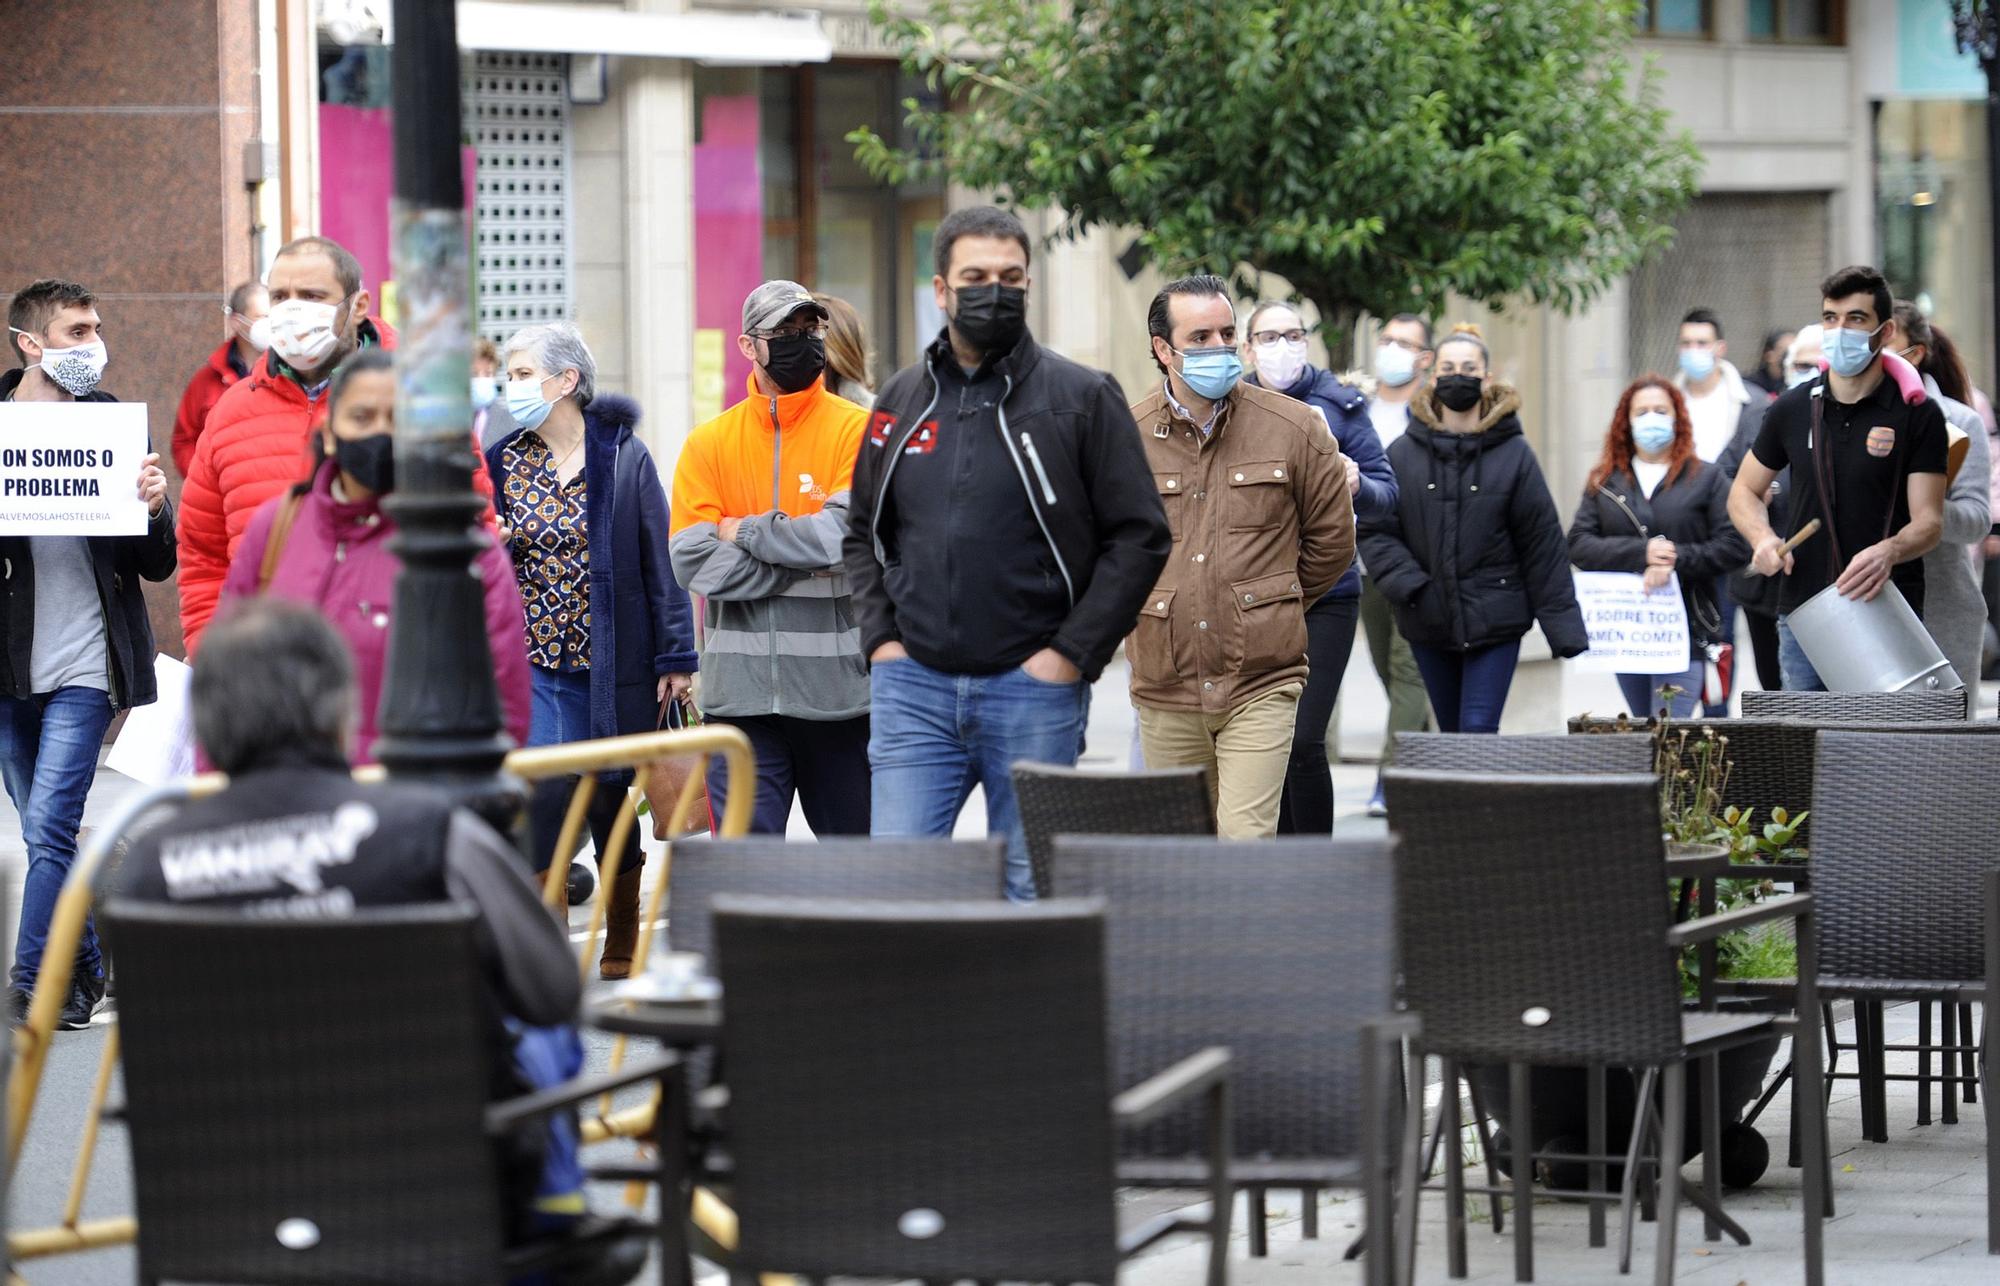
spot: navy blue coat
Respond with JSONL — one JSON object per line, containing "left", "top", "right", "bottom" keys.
{"left": 1248, "top": 364, "right": 1397, "bottom": 598}
{"left": 486, "top": 394, "right": 699, "bottom": 743}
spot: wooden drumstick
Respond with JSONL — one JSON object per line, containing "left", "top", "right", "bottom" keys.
{"left": 1776, "top": 518, "right": 1821, "bottom": 557}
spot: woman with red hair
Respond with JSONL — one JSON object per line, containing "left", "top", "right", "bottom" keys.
{"left": 1569, "top": 376, "right": 1749, "bottom": 718}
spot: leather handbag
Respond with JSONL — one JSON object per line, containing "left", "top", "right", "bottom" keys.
{"left": 641, "top": 692, "right": 712, "bottom": 840}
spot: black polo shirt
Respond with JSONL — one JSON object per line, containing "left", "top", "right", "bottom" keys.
{"left": 1749, "top": 371, "right": 1949, "bottom": 616}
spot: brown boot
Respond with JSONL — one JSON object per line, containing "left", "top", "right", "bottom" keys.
{"left": 598, "top": 862, "right": 643, "bottom": 980}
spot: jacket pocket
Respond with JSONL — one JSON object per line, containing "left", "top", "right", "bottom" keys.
{"left": 1230, "top": 570, "right": 1306, "bottom": 673}
{"left": 1153, "top": 470, "right": 1184, "bottom": 542}
{"left": 1470, "top": 569, "right": 1532, "bottom": 641}
{"left": 1130, "top": 586, "right": 1181, "bottom": 683}
{"left": 1225, "top": 460, "right": 1291, "bottom": 530}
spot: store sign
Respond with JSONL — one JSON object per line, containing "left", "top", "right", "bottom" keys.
{"left": 0, "top": 402, "right": 150, "bottom": 535}
{"left": 1571, "top": 571, "right": 1691, "bottom": 675}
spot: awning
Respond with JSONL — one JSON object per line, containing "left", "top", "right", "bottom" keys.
{"left": 455, "top": 2, "right": 833, "bottom": 66}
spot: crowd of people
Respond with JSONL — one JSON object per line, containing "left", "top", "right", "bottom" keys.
{"left": 4, "top": 213, "right": 1997, "bottom": 1041}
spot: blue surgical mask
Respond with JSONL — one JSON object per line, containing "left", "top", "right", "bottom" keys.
{"left": 469, "top": 375, "right": 498, "bottom": 409}
{"left": 506, "top": 374, "right": 557, "bottom": 430}
{"left": 1375, "top": 342, "right": 1418, "bottom": 388}
{"left": 1823, "top": 323, "right": 1883, "bottom": 378}
{"left": 1677, "top": 347, "right": 1716, "bottom": 383}
{"left": 1630, "top": 411, "right": 1675, "bottom": 455}
{"left": 1175, "top": 346, "right": 1243, "bottom": 401}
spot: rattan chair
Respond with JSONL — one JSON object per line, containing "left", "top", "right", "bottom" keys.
{"left": 713, "top": 896, "right": 1234, "bottom": 1285}
{"left": 664, "top": 837, "right": 1006, "bottom": 961}
{"left": 1392, "top": 731, "right": 1656, "bottom": 775}
{"left": 1382, "top": 770, "right": 1826, "bottom": 1285}
{"left": 1741, "top": 688, "right": 1971, "bottom": 722}
{"left": 1052, "top": 835, "right": 1418, "bottom": 1280}
{"left": 1013, "top": 763, "right": 1214, "bottom": 899}
{"left": 104, "top": 901, "right": 684, "bottom": 1286}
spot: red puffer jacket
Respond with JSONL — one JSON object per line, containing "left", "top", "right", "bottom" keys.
{"left": 217, "top": 459, "right": 532, "bottom": 763}
{"left": 177, "top": 320, "right": 496, "bottom": 651}
{"left": 171, "top": 339, "right": 250, "bottom": 476}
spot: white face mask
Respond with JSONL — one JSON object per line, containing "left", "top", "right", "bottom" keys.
{"left": 12, "top": 329, "right": 109, "bottom": 397}
{"left": 266, "top": 296, "right": 347, "bottom": 369}
{"left": 1253, "top": 337, "right": 1309, "bottom": 391}
{"left": 246, "top": 316, "right": 273, "bottom": 352}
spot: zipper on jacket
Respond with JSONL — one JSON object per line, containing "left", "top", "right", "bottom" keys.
{"left": 1602, "top": 487, "right": 1649, "bottom": 539}
{"left": 1020, "top": 432, "right": 1058, "bottom": 505}
{"left": 869, "top": 368, "right": 941, "bottom": 563}
{"left": 995, "top": 377, "right": 1076, "bottom": 606}
{"left": 768, "top": 397, "right": 783, "bottom": 713}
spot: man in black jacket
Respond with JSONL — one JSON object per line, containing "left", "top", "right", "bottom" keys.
{"left": 2, "top": 279, "right": 174, "bottom": 1027}
{"left": 844, "top": 206, "right": 1171, "bottom": 900}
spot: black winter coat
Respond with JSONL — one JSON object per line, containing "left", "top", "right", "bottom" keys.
{"left": 0, "top": 370, "right": 177, "bottom": 710}
{"left": 1358, "top": 384, "right": 1588, "bottom": 656}
{"left": 1567, "top": 459, "right": 1749, "bottom": 647}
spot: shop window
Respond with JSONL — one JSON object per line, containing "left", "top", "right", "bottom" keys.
{"left": 1746, "top": 0, "right": 1842, "bottom": 43}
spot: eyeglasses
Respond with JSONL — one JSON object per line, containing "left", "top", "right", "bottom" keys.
{"left": 755, "top": 323, "right": 830, "bottom": 341}
{"left": 1252, "top": 329, "right": 1307, "bottom": 346}
{"left": 1379, "top": 336, "right": 1425, "bottom": 354}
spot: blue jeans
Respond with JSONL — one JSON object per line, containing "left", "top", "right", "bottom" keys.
{"left": 869, "top": 656, "right": 1090, "bottom": 902}
{"left": 524, "top": 666, "right": 639, "bottom": 875}
{"left": 1776, "top": 615, "right": 1826, "bottom": 692}
{"left": 1, "top": 688, "right": 114, "bottom": 992}
{"left": 1617, "top": 661, "right": 1705, "bottom": 721}
{"left": 1407, "top": 640, "right": 1521, "bottom": 734}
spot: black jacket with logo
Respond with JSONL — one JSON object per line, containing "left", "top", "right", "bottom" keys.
{"left": 0, "top": 369, "right": 177, "bottom": 710}
{"left": 1358, "top": 384, "right": 1588, "bottom": 656}
{"left": 843, "top": 328, "right": 1171, "bottom": 680}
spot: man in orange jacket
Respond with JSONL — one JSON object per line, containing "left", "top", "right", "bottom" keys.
{"left": 170, "top": 281, "right": 267, "bottom": 476}
{"left": 177, "top": 236, "right": 491, "bottom": 651}
{"left": 670, "top": 281, "right": 869, "bottom": 834}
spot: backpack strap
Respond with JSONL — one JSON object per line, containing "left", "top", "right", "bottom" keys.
{"left": 256, "top": 490, "right": 308, "bottom": 594}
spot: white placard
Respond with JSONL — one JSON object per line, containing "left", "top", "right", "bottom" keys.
{"left": 106, "top": 655, "right": 196, "bottom": 786}
{"left": 1571, "top": 570, "right": 1691, "bottom": 675}
{"left": 0, "top": 402, "right": 149, "bottom": 535}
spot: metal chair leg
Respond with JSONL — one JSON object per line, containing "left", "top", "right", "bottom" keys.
{"left": 1919, "top": 1001, "right": 1934, "bottom": 1126}
{"left": 1588, "top": 1063, "right": 1608, "bottom": 1249}
{"left": 1464, "top": 1073, "right": 1506, "bottom": 1233}
{"left": 1944, "top": 1001, "right": 1960, "bottom": 1127}
{"left": 1443, "top": 1058, "right": 1467, "bottom": 1279}
{"left": 1248, "top": 1186, "right": 1268, "bottom": 1258}
{"left": 1961, "top": 1001, "right": 1979, "bottom": 1105}
{"left": 1653, "top": 1063, "right": 1687, "bottom": 1286}
{"left": 1301, "top": 1185, "right": 1319, "bottom": 1239}
{"left": 1617, "top": 1066, "right": 1659, "bottom": 1275}
{"left": 1699, "top": 1052, "right": 1722, "bottom": 1242}
{"left": 1509, "top": 1063, "right": 1533, "bottom": 1284}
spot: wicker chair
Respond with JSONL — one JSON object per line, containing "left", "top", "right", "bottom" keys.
{"left": 104, "top": 901, "right": 684, "bottom": 1286}
{"left": 664, "top": 837, "right": 1006, "bottom": 962}
{"left": 1013, "top": 763, "right": 1214, "bottom": 899}
{"left": 1392, "top": 731, "right": 1656, "bottom": 775}
{"left": 1052, "top": 835, "right": 1417, "bottom": 1279}
{"left": 713, "top": 896, "right": 1234, "bottom": 1285}
{"left": 1741, "top": 688, "right": 1971, "bottom": 722}
{"left": 1381, "top": 770, "right": 1826, "bottom": 1284}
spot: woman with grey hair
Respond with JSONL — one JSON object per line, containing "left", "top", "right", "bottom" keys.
{"left": 486, "top": 320, "right": 699, "bottom": 979}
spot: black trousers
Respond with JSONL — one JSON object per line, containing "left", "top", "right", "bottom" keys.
{"left": 1743, "top": 606, "right": 1782, "bottom": 693}
{"left": 704, "top": 713, "right": 872, "bottom": 836}
{"left": 1277, "top": 593, "right": 1361, "bottom": 835}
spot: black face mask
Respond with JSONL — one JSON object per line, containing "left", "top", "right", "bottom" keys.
{"left": 761, "top": 333, "right": 826, "bottom": 395}
{"left": 950, "top": 283, "right": 1028, "bottom": 356}
{"left": 1434, "top": 374, "right": 1484, "bottom": 414}
{"left": 334, "top": 433, "right": 395, "bottom": 495}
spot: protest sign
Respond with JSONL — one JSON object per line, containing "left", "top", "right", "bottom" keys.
{"left": 1571, "top": 570, "right": 1691, "bottom": 674}
{"left": 107, "top": 655, "right": 196, "bottom": 786}
{"left": 0, "top": 402, "right": 149, "bottom": 535}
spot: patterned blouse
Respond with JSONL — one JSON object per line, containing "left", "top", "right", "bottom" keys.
{"left": 499, "top": 433, "right": 591, "bottom": 671}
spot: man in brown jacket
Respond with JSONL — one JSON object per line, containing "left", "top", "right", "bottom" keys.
{"left": 1127, "top": 275, "right": 1355, "bottom": 837}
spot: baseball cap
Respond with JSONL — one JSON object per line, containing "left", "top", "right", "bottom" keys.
{"left": 742, "top": 281, "right": 829, "bottom": 335}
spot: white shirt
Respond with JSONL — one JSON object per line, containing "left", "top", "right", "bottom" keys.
{"left": 1369, "top": 396, "right": 1411, "bottom": 449}
{"left": 1632, "top": 458, "right": 1669, "bottom": 500}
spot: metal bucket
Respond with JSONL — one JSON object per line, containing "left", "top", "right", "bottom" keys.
{"left": 1786, "top": 581, "right": 1963, "bottom": 692}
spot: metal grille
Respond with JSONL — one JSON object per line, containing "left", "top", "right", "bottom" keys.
{"left": 463, "top": 52, "right": 573, "bottom": 345}
{"left": 1628, "top": 191, "right": 1833, "bottom": 380}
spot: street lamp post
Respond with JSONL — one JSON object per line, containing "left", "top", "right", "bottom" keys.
{"left": 374, "top": 0, "right": 517, "bottom": 821}
{"left": 1952, "top": 0, "right": 2000, "bottom": 394}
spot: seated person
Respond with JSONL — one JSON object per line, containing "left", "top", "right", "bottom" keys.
{"left": 110, "top": 601, "right": 631, "bottom": 1279}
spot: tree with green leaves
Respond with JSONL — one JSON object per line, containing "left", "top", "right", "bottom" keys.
{"left": 852, "top": 0, "right": 1702, "bottom": 348}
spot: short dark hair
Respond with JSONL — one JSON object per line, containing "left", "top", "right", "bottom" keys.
{"left": 1387, "top": 313, "right": 1433, "bottom": 349}
{"left": 1147, "top": 274, "right": 1231, "bottom": 373}
{"left": 1679, "top": 307, "right": 1723, "bottom": 340}
{"left": 275, "top": 235, "right": 364, "bottom": 297}
{"left": 933, "top": 206, "right": 1032, "bottom": 279}
{"left": 8, "top": 279, "right": 95, "bottom": 367}
{"left": 1820, "top": 265, "right": 1893, "bottom": 328}
{"left": 226, "top": 280, "right": 266, "bottom": 315}
{"left": 193, "top": 600, "right": 357, "bottom": 776}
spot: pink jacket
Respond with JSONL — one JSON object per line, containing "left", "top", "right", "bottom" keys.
{"left": 220, "top": 460, "right": 533, "bottom": 763}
